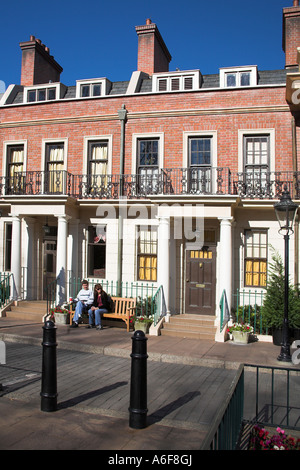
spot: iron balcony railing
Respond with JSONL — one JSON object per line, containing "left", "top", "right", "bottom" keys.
{"left": 1, "top": 168, "right": 300, "bottom": 199}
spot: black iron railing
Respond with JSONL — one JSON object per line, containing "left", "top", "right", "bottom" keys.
{"left": 1, "top": 168, "right": 300, "bottom": 200}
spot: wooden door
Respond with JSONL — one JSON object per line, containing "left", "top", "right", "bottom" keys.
{"left": 185, "top": 247, "right": 216, "bottom": 315}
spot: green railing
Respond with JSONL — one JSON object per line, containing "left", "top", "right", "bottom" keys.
{"left": 44, "top": 278, "right": 58, "bottom": 314}
{"left": 200, "top": 364, "right": 245, "bottom": 450}
{"left": 232, "top": 289, "right": 267, "bottom": 335}
{"left": 219, "top": 289, "right": 230, "bottom": 333}
{"left": 244, "top": 364, "right": 300, "bottom": 431}
{"left": 0, "top": 273, "right": 13, "bottom": 309}
{"left": 68, "top": 277, "right": 157, "bottom": 300}
{"left": 152, "top": 285, "right": 166, "bottom": 327}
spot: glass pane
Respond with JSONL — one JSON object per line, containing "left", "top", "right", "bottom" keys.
{"left": 190, "top": 138, "right": 211, "bottom": 166}
{"left": 138, "top": 140, "right": 158, "bottom": 166}
{"left": 226, "top": 74, "right": 236, "bottom": 87}
{"left": 241, "top": 72, "right": 250, "bottom": 86}
{"left": 48, "top": 88, "right": 56, "bottom": 100}
{"left": 38, "top": 89, "right": 46, "bottom": 101}
{"left": 93, "top": 84, "right": 101, "bottom": 96}
{"left": 81, "top": 85, "right": 90, "bottom": 97}
{"left": 28, "top": 90, "right": 36, "bottom": 102}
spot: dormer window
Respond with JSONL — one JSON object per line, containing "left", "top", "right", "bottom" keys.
{"left": 220, "top": 66, "right": 257, "bottom": 88}
{"left": 76, "top": 78, "right": 111, "bottom": 98}
{"left": 24, "top": 83, "right": 61, "bottom": 103}
{"left": 80, "top": 83, "right": 101, "bottom": 97}
{"left": 153, "top": 70, "right": 201, "bottom": 92}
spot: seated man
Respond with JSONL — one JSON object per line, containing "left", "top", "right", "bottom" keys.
{"left": 70, "top": 280, "right": 94, "bottom": 328}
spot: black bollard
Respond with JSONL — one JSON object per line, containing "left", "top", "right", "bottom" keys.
{"left": 41, "top": 320, "right": 58, "bottom": 412}
{"left": 129, "top": 330, "right": 148, "bottom": 429}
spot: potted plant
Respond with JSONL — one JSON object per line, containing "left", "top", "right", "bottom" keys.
{"left": 249, "top": 425, "right": 300, "bottom": 450}
{"left": 262, "top": 250, "right": 300, "bottom": 345}
{"left": 49, "top": 306, "right": 70, "bottom": 324}
{"left": 133, "top": 314, "right": 154, "bottom": 334}
{"left": 227, "top": 322, "right": 253, "bottom": 344}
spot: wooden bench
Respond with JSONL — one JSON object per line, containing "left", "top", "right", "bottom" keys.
{"left": 69, "top": 296, "right": 136, "bottom": 332}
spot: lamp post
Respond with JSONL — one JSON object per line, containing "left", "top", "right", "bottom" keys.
{"left": 274, "top": 186, "right": 298, "bottom": 362}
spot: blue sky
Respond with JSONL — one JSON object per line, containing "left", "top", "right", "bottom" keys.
{"left": 0, "top": 0, "right": 293, "bottom": 91}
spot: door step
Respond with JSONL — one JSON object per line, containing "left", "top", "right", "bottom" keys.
{"left": 161, "top": 314, "right": 216, "bottom": 340}
{"left": 3, "top": 301, "right": 47, "bottom": 322}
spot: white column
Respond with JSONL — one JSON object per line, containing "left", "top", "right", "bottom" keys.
{"left": 11, "top": 215, "right": 21, "bottom": 300}
{"left": 24, "top": 217, "right": 36, "bottom": 300}
{"left": 218, "top": 217, "right": 233, "bottom": 313}
{"left": 157, "top": 216, "right": 170, "bottom": 316}
{"left": 68, "top": 219, "right": 79, "bottom": 295}
{"left": 56, "top": 215, "right": 69, "bottom": 305}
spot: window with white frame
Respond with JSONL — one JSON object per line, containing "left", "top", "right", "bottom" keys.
{"left": 137, "top": 226, "right": 157, "bottom": 281}
{"left": 220, "top": 66, "right": 257, "bottom": 88}
{"left": 244, "top": 135, "right": 269, "bottom": 173}
{"left": 183, "top": 132, "right": 218, "bottom": 194}
{"left": 45, "top": 142, "right": 65, "bottom": 193}
{"left": 6, "top": 144, "right": 24, "bottom": 193}
{"left": 88, "top": 140, "right": 108, "bottom": 188}
{"left": 243, "top": 135, "right": 270, "bottom": 194}
{"left": 24, "top": 83, "right": 61, "bottom": 103}
{"left": 137, "top": 138, "right": 159, "bottom": 193}
{"left": 76, "top": 79, "right": 111, "bottom": 98}
{"left": 244, "top": 229, "right": 267, "bottom": 287}
{"left": 152, "top": 70, "right": 201, "bottom": 92}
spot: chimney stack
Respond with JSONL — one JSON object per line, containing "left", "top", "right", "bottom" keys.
{"left": 19, "top": 36, "right": 63, "bottom": 86}
{"left": 283, "top": 1, "right": 300, "bottom": 68}
{"left": 135, "top": 19, "right": 172, "bottom": 75}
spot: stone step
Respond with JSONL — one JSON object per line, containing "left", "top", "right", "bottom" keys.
{"left": 161, "top": 314, "right": 217, "bottom": 340}
{"left": 164, "top": 322, "right": 214, "bottom": 332}
{"left": 168, "top": 315, "right": 215, "bottom": 327}
{"left": 4, "top": 301, "right": 47, "bottom": 322}
{"left": 160, "top": 328, "right": 216, "bottom": 340}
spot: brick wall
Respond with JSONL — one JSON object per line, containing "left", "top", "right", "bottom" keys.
{"left": 0, "top": 85, "right": 296, "bottom": 175}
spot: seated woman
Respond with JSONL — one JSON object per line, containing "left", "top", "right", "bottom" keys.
{"left": 87, "top": 284, "right": 110, "bottom": 330}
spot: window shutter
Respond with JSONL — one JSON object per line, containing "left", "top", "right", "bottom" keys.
{"left": 171, "top": 78, "right": 180, "bottom": 91}
{"left": 184, "top": 77, "right": 193, "bottom": 90}
{"left": 158, "top": 79, "right": 167, "bottom": 91}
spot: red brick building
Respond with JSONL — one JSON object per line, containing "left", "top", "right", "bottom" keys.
{"left": 0, "top": 2, "right": 300, "bottom": 339}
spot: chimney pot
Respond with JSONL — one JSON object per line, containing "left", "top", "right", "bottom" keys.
{"left": 30, "top": 35, "right": 35, "bottom": 41}
{"left": 146, "top": 18, "right": 152, "bottom": 25}
{"left": 294, "top": 0, "right": 299, "bottom": 6}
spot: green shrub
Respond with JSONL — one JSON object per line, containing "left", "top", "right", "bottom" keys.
{"left": 262, "top": 250, "right": 300, "bottom": 330}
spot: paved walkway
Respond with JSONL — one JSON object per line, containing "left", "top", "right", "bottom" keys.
{"left": 0, "top": 318, "right": 299, "bottom": 452}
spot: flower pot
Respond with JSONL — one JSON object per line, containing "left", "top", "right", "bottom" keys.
{"left": 134, "top": 322, "right": 149, "bottom": 334}
{"left": 232, "top": 331, "right": 250, "bottom": 344}
{"left": 54, "top": 312, "right": 70, "bottom": 324}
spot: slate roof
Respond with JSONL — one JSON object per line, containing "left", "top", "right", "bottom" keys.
{"left": 2, "top": 69, "right": 293, "bottom": 105}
